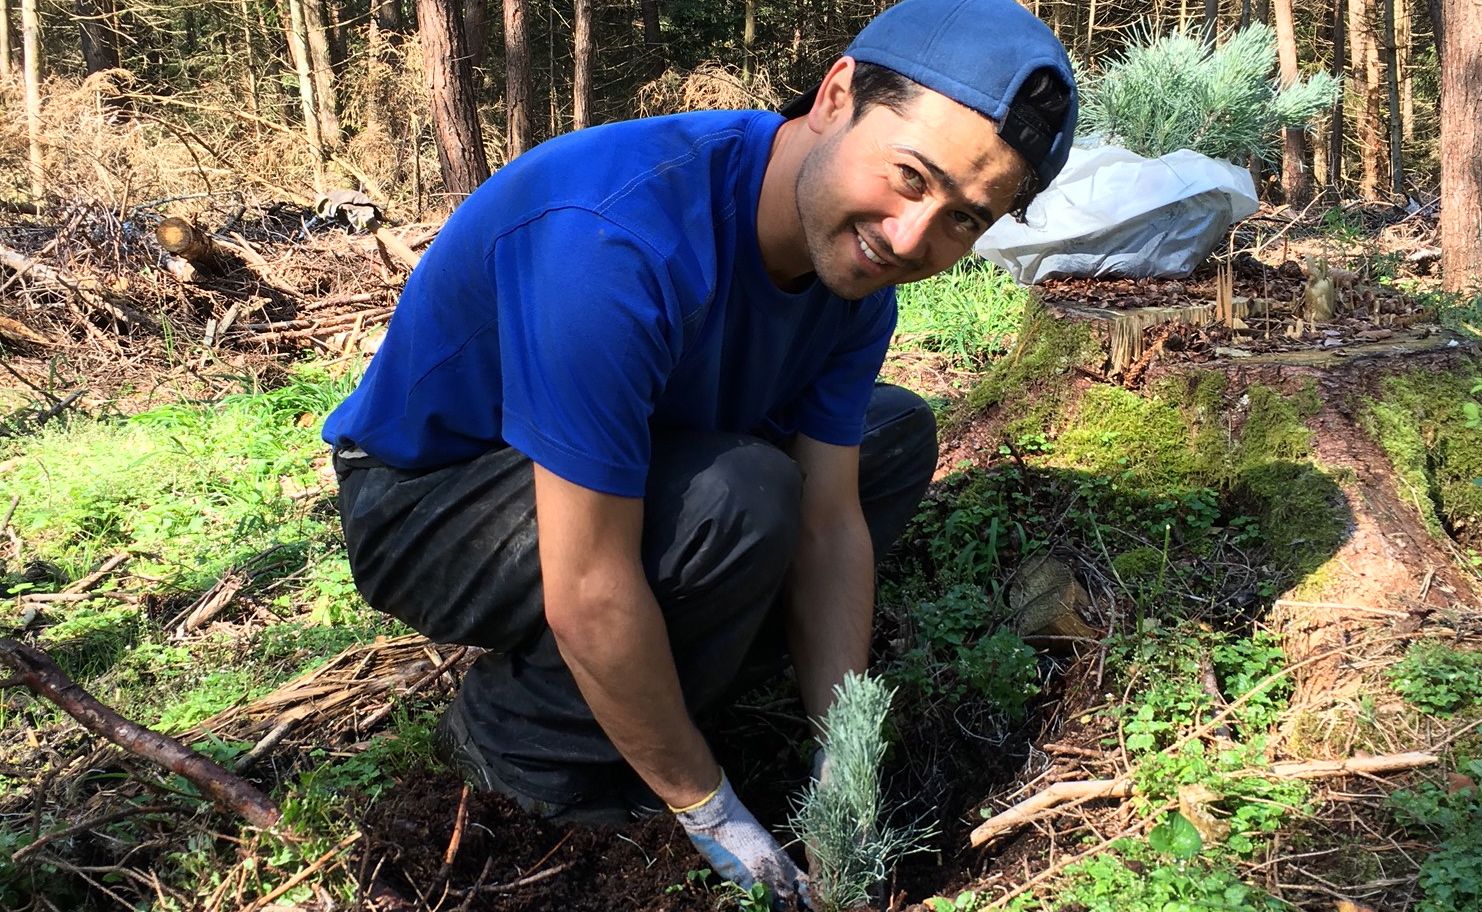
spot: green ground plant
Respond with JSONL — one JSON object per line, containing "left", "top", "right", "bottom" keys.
{"left": 1388, "top": 641, "right": 1482, "bottom": 716}
{"left": 894, "top": 260, "right": 1032, "bottom": 370}
{"left": 1390, "top": 759, "right": 1482, "bottom": 912}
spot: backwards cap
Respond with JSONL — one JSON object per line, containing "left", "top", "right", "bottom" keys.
{"left": 783, "top": 0, "right": 1079, "bottom": 189}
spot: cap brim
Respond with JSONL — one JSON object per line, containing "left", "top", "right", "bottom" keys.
{"left": 778, "top": 84, "right": 819, "bottom": 119}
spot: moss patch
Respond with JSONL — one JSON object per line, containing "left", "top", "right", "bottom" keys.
{"left": 1362, "top": 365, "right": 1482, "bottom": 543}
{"left": 958, "top": 298, "right": 1101, "bottom": 431}
{"left": 1054, "top": 386, "right": 1201, "bottom": 491}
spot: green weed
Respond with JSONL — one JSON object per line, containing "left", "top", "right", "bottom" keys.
{"left": 1390, "top": 759, "right": 1482, "bottom": 912}
{"left": 1389, "top": 642, "right": 1482, "bottom": 716}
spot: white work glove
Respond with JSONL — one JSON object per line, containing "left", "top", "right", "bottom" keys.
{"left": 673, "top": 772, "right": 810, "bottom": 910}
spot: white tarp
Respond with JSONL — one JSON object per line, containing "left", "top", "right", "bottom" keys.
{"left": 974, "top": 144, "right": 1260, "bottom": 284}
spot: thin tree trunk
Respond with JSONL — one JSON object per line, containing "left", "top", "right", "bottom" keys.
{"left": 1273, "top": 0, "right": 1312, "bottom": 205}
{"left": 503, "top": 0, "right": 533, "bottom": 158}
{"left": 572, "top": 0, "right": 592, "bottom": 129}
{"left": 743, "top": 0, "right": 756, "bottom": 83}
{"left": 21, "top": 0, "right": 40, "bottom": 201}
{"left": 1438, "top": 0, "right": 1482, "bottom": 290}
{"left": 1382, "top": 0, "right": 1403, "bottom": 195}
{"left": 1203, "top": 0, "right": 1219, "bottom": 41}
{"left": 304, "top": 0, "right": 341, "bottom": 149}
{"left": 1329, "top": 0, "right": 1346, "bottom": 195}
{"left": 640, "top": 0, "right": 661, "bottom": 53}
{"left": 1, "top": 0, "right": 10, "bottom": 76}
{"left": 75, "top": 0, "right": 119, "bottom": 74}
{"left": 417, "top": 0, "right": 489, "bottom": 197}
{"left": 1398, "top": 0, "right": 1413, "bottom": 141}
{"left": 464, "top": 0, "right": 487, "bottom": 66}
{"left": 1349, "top": 0, "right": 1386, "bottom": 198}
{"left": 377, "top": 0, "right": 402, "bottom": 32}
{"left": 365, "top": 13, "right": 386, "bottom": 136}
{"left": 285, "top": 0, "right": 325, "bottom": 164}
{"left": 236, "top": 0, "right": 260, "bottom": 124}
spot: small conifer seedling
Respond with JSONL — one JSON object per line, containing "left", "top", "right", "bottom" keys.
{"left": 790, "top": 672, "right": 929, "bottom": 912}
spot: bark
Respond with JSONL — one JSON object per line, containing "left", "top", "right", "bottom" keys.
{"left": 1348, "top": 0, "right": 1387, "bottom": 198}
{"left": 285, "top": 0, "right": 325, "bottom": 163}
{"left": 572, "top": 0, "right": 592, "bottom": 130}
{"left": 303, "top": 0, "right": 342, "bottom": 150}
{"left": 417, "top": 0, "right": 489, "bottom": 197}
{"left": 75, "top": 0, "right": 118, "bottom": 74}
{"left": 1, "top": 0, "right": 11, "bottom": 76}
{"left": 1328, "top": 0, "right": 1347, "bottom": 195}
{"left": 1273, "top": 0, "right": 1312, "bottom": 205}
{"left": 1439, "top": 0, "right": 1482, "bottom": 291}
{"left": 237, "top": 0, "right": 261, "bottom": 122}
{"left": 21, "top": 0, "right": 40, "bottom": 201}
{"left": 1398, "top": 0, "right": 1413, "bottom": 141}
{"left": 640, "top": 0, "right": 661, "bottom": 52}
{"left": 743, "top": 0, "right": 756, "bottom": 83}
{"left": 376, "top": 0, "right": 402, "bottom": 32}
{"left": 1202, "top": 0, "right": 1219, "bottom": 41}
{"left": 502, "top": 0, "right": 534, "bottom": 158}
{"left": 464, "top": 0, "right": 487, "bottom": 67}
{"left": 1382, "top": 0, "right": 1403, "bottom": 196}
{"left": 0, "top": 639, "right": 281, "bottom": 828}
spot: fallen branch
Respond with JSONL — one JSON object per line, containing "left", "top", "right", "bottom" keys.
{"left": 970, "top": 751, "right": 1438, "bottom": 847}
{"left": 63, "top": 552, "right": 130, "bottom": 594}
{"left": 0, "top": 638, "right": 281, "bottom": 828}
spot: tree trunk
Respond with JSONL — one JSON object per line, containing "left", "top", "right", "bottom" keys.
{"left": 1273, "top": 0, "right": 1312, "bottom": 205}
{"left": 285, "top": 0, "right": 325, "bottom": 164}
{"left": 303, "top": 0, "right": 341, "bottom": 150}
{"left": 1348, "top": 0, "right": 1387, "bottom": 199}
{"left": 640, "top": 0, "right": 661, "bottom": 53}
{"left": 464, "top": 0, "right": 487, "bottom": 66}
{"left": 1439, "top": 0, "right": 1482, "bottom": 291}
{"left": 743, "top": 0, "right": 756, "bottom": 83}
{"left": 1382, "top": 0, "right": 1403, "bottom": 196}
{"left": 502, "top": 0, "right": 534, "bottom": 158}
{"left": 417, "top": 0, "right": 489, "bottom": 198}
{"left": 75, "top": 0, "right": 118, "bottom": 74}
{"left": 237, "top": 0, "right": 260, "bottom": 123}
{"left": 572, "top": 0, "right": 592, "bottom": 130}
{"left": 1328, "top": 0, "right": 1347, "bottom": 196}
{"left": 1398, "top": 0, "right": 1413, "bottom": 141}
{"left": 21, "top": 0, "right": 40, "bottom": 201}
{"left": 376, "top": 0, "right": 402, "bottom": 32}
{"left": 1202, "top": 0, "right": 1219, "bottom": 41}
{"left": 0, "top": 0, "right": 10, "bottom": 76}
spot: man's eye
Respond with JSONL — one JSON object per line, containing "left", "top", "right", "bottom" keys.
{"left": 896, "top": 165, "right": 925, "bottom": 192}
{"left": 951, "top": 211, "right": 980, "bottom": 232}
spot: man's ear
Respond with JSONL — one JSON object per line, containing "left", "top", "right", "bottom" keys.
{"left": 806, "top": 56, "right": 856, "bottom": 134}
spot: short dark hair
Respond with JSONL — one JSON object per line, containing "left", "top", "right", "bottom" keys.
{"left": 848, "top": 62, "right": 1069, "bottom": 222}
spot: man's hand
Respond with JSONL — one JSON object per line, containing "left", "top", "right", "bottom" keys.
{"left": 674, "top": 772, "right": 809, "bottom": 910}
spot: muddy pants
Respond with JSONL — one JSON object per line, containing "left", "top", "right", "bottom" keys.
{"left": 333, "top": 384, "right": 937, "bottom": 806}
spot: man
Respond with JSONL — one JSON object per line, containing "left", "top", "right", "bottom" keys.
{"left": 323, "top": 0, "right": 1076, "bottom": 905}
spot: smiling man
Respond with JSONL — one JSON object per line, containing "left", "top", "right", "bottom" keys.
{"left": 322, "top": 0, "right": 1075, "bottom": 906}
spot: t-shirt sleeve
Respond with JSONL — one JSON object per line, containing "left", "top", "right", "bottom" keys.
{"left": 492, "top": 209, "right": 681, "bottom": 497}
{"left": 793, "top": 290, "right": 897, "bottom": 447}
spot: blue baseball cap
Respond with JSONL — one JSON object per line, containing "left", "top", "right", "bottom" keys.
{"left": 783, "top": 0, "right": 1079, "bottom": 189}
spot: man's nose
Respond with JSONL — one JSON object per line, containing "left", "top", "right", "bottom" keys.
{"left": 881, "top": 201, "right": 934, "bottom": 263}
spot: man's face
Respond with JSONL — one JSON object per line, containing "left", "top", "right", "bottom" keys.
{"left": 795, "top": 85, "right": 1028, "bottom": 300}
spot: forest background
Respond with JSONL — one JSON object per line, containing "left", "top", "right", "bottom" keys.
{"left": 0, "top": 0, "right": 1479, "bottom": 291}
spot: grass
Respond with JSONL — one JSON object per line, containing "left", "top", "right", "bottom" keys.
{"left": 0, "top": 365, "right": 422, "bottom": 907}
{"left": 894, "top": 259, "right": 1033, "bottom": 370}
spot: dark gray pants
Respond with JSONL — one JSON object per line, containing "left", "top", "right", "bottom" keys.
{"left": 334, "top": 384, "right": 936, "bottom": 804}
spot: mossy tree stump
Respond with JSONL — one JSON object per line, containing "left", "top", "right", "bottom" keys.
{"left": 943, "top": 297, "right": 1482, "bottom": 740}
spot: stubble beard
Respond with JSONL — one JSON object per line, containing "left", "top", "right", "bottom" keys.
{"left": 794, "top": 130, "right": 880, "bottom": 301}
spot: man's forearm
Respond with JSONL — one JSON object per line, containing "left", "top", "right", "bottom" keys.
{"left": 784, "top": 508, "right": 875, "bottom": 731}
{"left": 547, "top": 566, "right": 720, "bottom": 810}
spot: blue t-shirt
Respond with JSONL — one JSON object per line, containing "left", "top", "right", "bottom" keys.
{"left": 322, "top": 110, "right": 896, "bottom": 497}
